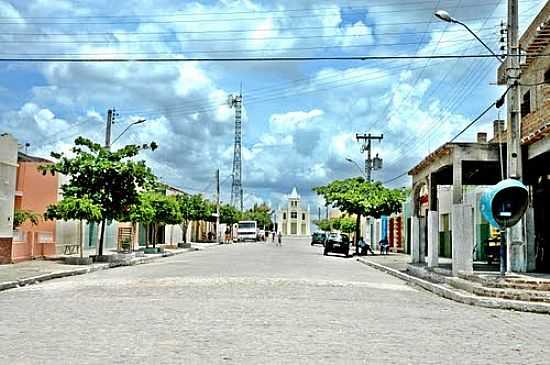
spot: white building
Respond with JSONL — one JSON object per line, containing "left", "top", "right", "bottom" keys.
{"left": 0, "top": 134, "right": 18, "bottom": 264}
{"left": 276, "top": 187, "right": 311, "bottom": 236}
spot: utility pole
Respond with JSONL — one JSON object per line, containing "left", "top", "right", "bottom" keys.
{"left": 105, "top": 109, "right": 113, "bottom": 150}
{"left": 505, "top": 0, "right": 523, "bottom": 273}
{"left": 354, "top": 133, "right": 383, "bottom": 255}
{"left": 355, "top": 133, "right": 383, "bottom": 182}
{"left": 318, "top": 207, "right": 321, "bottom": 221}
{"left": 216, "top": 169, "right": 220, "bottom": 244}
{"left": 228, "top": 86, "right": 243, "bottom": 211}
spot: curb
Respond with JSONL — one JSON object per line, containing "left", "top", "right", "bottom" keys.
{"left": 357, "top": 258, "right": 550, "bottom": 315}
{"left": 0, "top": 247, "right": 197, "bottom": 294}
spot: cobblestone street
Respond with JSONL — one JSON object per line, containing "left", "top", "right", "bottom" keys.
{"left": 1, "top": 237, "right": 550, "bottom": 364}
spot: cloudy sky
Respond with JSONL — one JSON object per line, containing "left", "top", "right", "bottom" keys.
{"left": 0, "top": 0, "right": 546, "bottom": 211}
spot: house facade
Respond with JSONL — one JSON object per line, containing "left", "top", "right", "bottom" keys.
{"left": 0, "top": 134, "right": 18, "bottom": 264}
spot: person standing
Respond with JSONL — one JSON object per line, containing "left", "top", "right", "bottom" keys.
{"left": 272, "top": 231, "right": 276, "bottom": 243}
{"left": 277, "top": 231, "right": 282, "bottom": 246}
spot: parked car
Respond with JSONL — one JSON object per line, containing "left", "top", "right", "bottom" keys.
{"left": 323, "top": 232, "right": 350, "bottom": 257}
{"left": 311, "top": 232, "right": 327, "bottom": 246}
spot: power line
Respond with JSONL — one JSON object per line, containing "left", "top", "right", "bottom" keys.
{"left": 383, "top": 99, "right": 497, "bottom": 185}
{"left": 0, "top": 26, "right": 497, "bottom": 37}
{"left": 0, "top": 0, "right": 524, "bottom": 20}
{"left": 0, "top": 29, "right": 497, "bottom": 44}
{"left": 2, "top": 53, "right": 548, "bottom": 63}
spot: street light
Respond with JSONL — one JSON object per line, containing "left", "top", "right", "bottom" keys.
{"left": 111, "top": 119, "right": 147, "bottom": 145}
{"left": 345, "top": 157, "right": 367, "bottom": 179}
{"left": 434, "top": 9, "right": 504, "bottom": 63}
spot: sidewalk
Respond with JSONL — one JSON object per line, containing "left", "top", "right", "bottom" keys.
{"left": 358, "top": 253, "right": 550, "bottom": 314}
{"left": 0, "top": 241, "right": 216, "bottom": 293}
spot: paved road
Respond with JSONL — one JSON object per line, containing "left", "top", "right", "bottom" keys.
{"left": 1, "top": 237, "right": 549, "bottom": 364}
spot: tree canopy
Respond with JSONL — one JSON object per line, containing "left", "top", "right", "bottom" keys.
{"left": 242, "top": 202, "right": 272, "bottom": 229}
{"left": 41, "top": 137, "right": 158, "bottom": 255}
{"left": 13, "top": 209, "right": 41, "bottom": 227}
{"left": 313, "top": 177, "right": 407, "bottom": 219}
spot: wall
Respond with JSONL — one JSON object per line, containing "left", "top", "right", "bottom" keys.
{"left": 13, "top": 161, "right": 58, "bottom": 260}
{"left": 0, "top": 134, "right": 18, "bottom": 242}
{"left": 520, "top": 42, "right": 550, "bottom": 138}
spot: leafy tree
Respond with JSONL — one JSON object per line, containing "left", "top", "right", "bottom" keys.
{"left": 219, "top": 204, "right": 242, "bottom": 225}
{"left": 242, "top": 202, "right": 273, "bottom": 230}
{"left": 40, "top": 137, "right": 158, "bottom": 256}
{"left": 13, "top": 209, "right": 41, "bottom": 227}
{"left": 337, "top": 216, "right": 356, "bottom": 234}
{"left": 43, "top": 196, "right": 102, "bottom": 258}
{"left": 313, "top": 218, "right": 332, "bottom": 232}
{"left": 313, "top": 177, "right": 407, "bottom": 253}
{"left": 176, "top": 193, "right": 214, "bottom": 243}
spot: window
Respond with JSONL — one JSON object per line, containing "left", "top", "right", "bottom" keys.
{"left": 544, "top": 68, "right": 550, "bottom": 83}
{"left": 291, "top": 211, "right": 297, "bottom": 219}
{"left": 440, "top": 214, "right": 450, "bottom": 232}
{"left": 302, "top": 213, "right": 306, "bottom": 220}
{"left": 283, "top": 213, "right": 286, "bottom": 220}
{"left": 521, "top": 89, "right": 531, "bottom": 117}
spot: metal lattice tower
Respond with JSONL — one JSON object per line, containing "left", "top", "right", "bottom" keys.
{"left": 228, "top": 90, "right": 243, "bottom": 211}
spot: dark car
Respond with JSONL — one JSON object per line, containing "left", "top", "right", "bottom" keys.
{"left": 311, "top": 232, "right": 327, "bottom": 246}
{"left": 323, "top": 232, "right": 350, "bottom": 257}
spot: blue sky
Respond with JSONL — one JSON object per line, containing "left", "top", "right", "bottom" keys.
{"left": 0, "top": 0, "right": 546, "bottom": 210}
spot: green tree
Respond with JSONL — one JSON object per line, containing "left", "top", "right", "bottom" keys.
{"left": 13, "top": 209, "right": 41, "bottom": 227}
{"left": 313, "top": 177, "right": 407, "bottom": 252}
{"left": 313, "top": 218, "right": 332, "bottom": 232}
{"left": 40, "top": 137, "right": 158, "bottom": 256}
{"left": 176, "top": 193, "right": 214, "bottom": 243}
{"left": 219, "top": 204, "right": 242, "bottom": 225}
{"left": 337, "top": 216, "right": 356, "bottom": 234}
{"left": 43, "top": 196, "right": 102, "bottom": 257}
{"left": 242, "top": 202, "right": 273, "bottom": 230}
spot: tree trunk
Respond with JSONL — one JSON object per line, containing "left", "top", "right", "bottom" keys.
{"left": 181, "top": 221, "right": 189, "bottom": 243}
{"left": 152, "top": 224, "right": 157, "bottom": 248}
{"left": 99, "top": 219, "right": 106, "bottom": 256}
{"left": 355, "top": 213, "right": 361, "bottom": 256}
{"left": 79, "top": 220, "right": 83, "bottom": 259}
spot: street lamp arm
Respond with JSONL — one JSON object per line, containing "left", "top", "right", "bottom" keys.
{"left": 111, "top": 119, "right": 146, "bottom": 145}
{"left": 455, "top": 20, "right": 504, "bottom": 63}
{"left": 345, "top": 157, "right": 367, "bottom": 179}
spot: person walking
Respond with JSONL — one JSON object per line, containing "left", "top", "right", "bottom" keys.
{"left": 277, "top": 231, "right": 282, "bottom": 247}
{"left": 272, "top": 231, "right": 276, "bottom": 243}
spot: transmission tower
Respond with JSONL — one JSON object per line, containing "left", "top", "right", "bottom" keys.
{"left": 228, "top": 88, "right": 243, "bottom": 211}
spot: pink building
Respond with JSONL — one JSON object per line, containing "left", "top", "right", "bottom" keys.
{"left": 10, "top": 153, "right": 58, "bottom": 262}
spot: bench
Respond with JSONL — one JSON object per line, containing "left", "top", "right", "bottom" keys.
{"left": 63, "top": 244, "right": 80, "bottom": 255}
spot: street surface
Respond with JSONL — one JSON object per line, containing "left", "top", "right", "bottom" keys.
{"left": 1, "top": 237, "right": 550, "bottom": 364}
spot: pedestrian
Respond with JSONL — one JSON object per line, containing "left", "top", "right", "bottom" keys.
{"left": 224, "top": 228, "right": 231, "bottom": 244}
{"left": 277, "top": 231, "right": 282, "bottom": 246}
{"left": 379, "top": 237, "right": 389, "bottom": 255}
{"left": 272, "top": 231, "right": 276, "bottom": 243}
{"left": 358, "top": 236, "right": 374, "bottom": 256}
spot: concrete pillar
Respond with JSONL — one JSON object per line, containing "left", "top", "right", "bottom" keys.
{"left": 427, "top": 211, "right": 439, "bottom": 268}
{"left": 525, "top": 207, "right": 536, "bottom": 272}
{"left": 411, "top": 216, "right": 424, "bottom": 264}
{"left": 452, "top": 155, "right": 463, "bottom": 205}
{"left": 451, "top": 204, "right": 474, "bottom": 276}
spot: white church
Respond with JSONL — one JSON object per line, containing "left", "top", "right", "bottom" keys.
{"left": 276, "top": 187, "right": 311, "bottom": 236}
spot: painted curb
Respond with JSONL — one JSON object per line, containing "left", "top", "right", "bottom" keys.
{"left": 357, "top": 258, "right": 550, "bottom": 315}
{"left": 0, "top": 247, "right": 197, "bottom": 294}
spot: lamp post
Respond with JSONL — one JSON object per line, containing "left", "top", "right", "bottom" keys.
{"left": 111, "top": 119, "right": 147, "bottom": 145}
{"left": 435, "top": 3, "right": 524, "bottom": 274}
{"left": 345, "top": 157, "right": 367, "bottom": 179}
{"left": 433, "top": 10, "right": 503, "bottom": 63}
